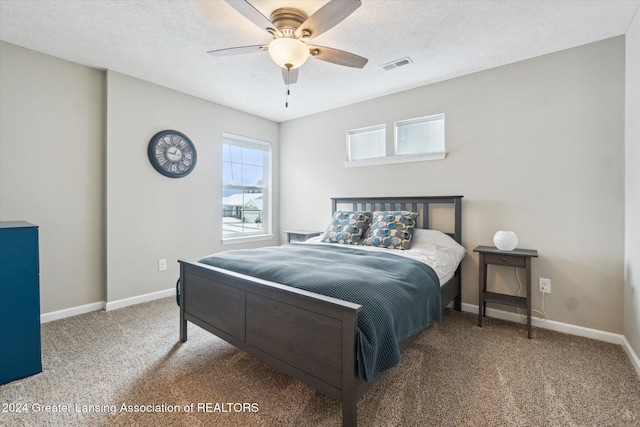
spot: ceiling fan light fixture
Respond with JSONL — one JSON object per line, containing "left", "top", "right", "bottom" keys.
{"left": 268, "top": 38, "right": 309, "bottom": 69}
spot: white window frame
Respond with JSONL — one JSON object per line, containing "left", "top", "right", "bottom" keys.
{"left": 222, "top": 132, "right": 273, "bottom": 245}
{"left": 346, "top": 124, "right": 386, "bottom": 163}
{"left": 394, "top": 113, "right": 445, "bottom": 160}
{"left": 344, "top": 114, "right": 446, "bottom": 168}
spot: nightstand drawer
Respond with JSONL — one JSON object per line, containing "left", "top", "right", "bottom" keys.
{"left": 285, "top": 231, "right": 322, "bottom": 242}
{"left": 288, "top": 233, "right": 308, "bottom": 242}
{"left": 484, "top": 253, "right": 526, "bottom": 267}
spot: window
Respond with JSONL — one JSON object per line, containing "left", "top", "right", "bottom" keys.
{"left": 344, "top": 114, "right": 446, "bottom": 167}
{"left": 222, "top": 133, "right": 271, "bottom": 241}
{"left": 395, "top": 113, "right": 445, "bottom": 158}
{"left": 346, "top": 124, "right": 386, "bottom": 161}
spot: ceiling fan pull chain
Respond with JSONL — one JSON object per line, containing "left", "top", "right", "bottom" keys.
{"left": 285, "top": 64, "right": 292, "bottom": 108}
{"left": 285, "top": 81, "right": 289, "bottom": 108}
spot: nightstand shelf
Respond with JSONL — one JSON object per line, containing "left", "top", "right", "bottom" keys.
{"left": 482, "top": 292, "right": 527, "bottom": 308}
{"left": 474, "top": 245, "right": 538, "bottom": 338}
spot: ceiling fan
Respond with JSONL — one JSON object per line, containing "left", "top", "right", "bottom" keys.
{"left": 209, "top": 0, "right": 368, "bottom": 98}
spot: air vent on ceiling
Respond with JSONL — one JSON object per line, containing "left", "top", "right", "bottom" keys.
{"left": 380, "top": 57, "right": 413, "bottom": 71}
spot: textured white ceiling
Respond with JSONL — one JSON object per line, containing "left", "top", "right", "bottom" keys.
{"left": 1, "top": 0, "right": 638, "bottom": 122}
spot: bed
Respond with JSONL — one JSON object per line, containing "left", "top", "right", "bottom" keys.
{"left": 178, "top": 196, "right": 463, "bottom": 426}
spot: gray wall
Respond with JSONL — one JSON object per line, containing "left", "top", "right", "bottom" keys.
{"left": 105, "top": 71, "right": 279, "bottom": 303}
{"left": 625, "top": 13, "right": 640, "bottom": 358}
{"left": 0, "top": 42, "right": 104, "bottom": 313}
{"left": 280, "top": 37, "right": 626, "bottom": 334}
{"left": 0, "top": 42, "right": 280, "bottom": 312}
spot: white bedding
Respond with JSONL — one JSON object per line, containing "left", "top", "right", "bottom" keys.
{"left": 300, "top": 229, "right": 466, "bottom": 285}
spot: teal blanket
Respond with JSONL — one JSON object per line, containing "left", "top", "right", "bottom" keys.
{"left": 198, "top": 244, "right": 441, "bottom": 381}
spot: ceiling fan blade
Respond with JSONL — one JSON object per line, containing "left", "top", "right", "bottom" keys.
{"left": 308, "top": 45, "right": 368, "bottom": 68}
{"left": 295, "top": 0, "right": 361, "bottom": 40}
{"left": 207, "top": 45, "right": 267, "bottom": 56}
{"left": 282, "top": 67, "right": 298, "bottom": 85}
{"left": 224, "top": 0, "right": 279, "bottom": 36}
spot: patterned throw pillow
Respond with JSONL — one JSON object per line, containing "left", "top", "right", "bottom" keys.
{"left": 321, "top": 211, "right": 372, "bottom": 245}
{"left": 363, "top": 211, "right": 419, "bottom": 250}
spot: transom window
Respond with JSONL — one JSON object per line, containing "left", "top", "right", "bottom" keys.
{"left": 347, "top": 124, "right": 386, "bottom": 161}
{"left": 222, "top": 133, "right": 271, "bottom": 240}
{"left": 345, "top": 113, "right": 446, "bottom": 167}
{"left": 395, "top": 114, "right": 445, "bottom": 157}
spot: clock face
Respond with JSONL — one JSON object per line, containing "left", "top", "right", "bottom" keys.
{"left": 148, "top": 130, "right": 197, "bottom": 178}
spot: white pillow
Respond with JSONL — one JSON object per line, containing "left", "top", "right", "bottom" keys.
{"left": 410, "top": 229, "right": 466, "bottom": 264}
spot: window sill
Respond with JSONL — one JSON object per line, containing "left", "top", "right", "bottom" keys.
{"left": 344, "top": 152, "right": 446, "bottom": 168}
{"left": 222, "top": 234, "right": 274, "bottom": 246}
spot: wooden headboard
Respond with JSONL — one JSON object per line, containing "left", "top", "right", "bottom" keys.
{"left": 331, "top": 196, "right": 463, "bottom": 244}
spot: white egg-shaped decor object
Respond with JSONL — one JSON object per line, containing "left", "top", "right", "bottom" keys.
{"left": 493, "top": 231, "right": 518, "bottom": 251}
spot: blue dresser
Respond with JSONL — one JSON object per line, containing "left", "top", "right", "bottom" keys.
{"left": 0, "top": 221, "right": 42, "bottom": 385}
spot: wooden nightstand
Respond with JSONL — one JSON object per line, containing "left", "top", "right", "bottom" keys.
{"left": 285, "top": 230, "right": 322, "bottom": 243}
{"left": 474, "top": 245, "right": 538, "bottom": 338}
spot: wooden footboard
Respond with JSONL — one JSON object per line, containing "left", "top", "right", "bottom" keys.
{"left": 180, "top": 260, "right": 460, "bottom": 427}
{"left": 179, "top": 259, "right": 364, "bottom": 426}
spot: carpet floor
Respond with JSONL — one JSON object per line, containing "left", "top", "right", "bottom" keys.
{"left": 1, "top": 297, "right": 638, "bottom": 426}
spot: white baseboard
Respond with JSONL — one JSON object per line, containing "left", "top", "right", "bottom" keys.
{"left": 40, "top": 288, "right": 175, "bottom": 323}
{"left": 104, "top": 288, "right": 175, "bottom": 311}
{"left": 40, "top": 301, "right": 105, "bottom": 323}
{"left": 621, "top": 336, "right": 640, "bottom": 377}
{"left": 461, "top": 303, "right": 640, "bottom": 376}
{"left": 461, "top": 303, "right": 623, "bottom": 344}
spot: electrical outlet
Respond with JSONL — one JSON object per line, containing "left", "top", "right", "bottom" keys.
{"left": 539, "top": 278, "right": 551, "bottom": 294}
{"left": 158, "top": 259, "right": 167, "bottom": 272}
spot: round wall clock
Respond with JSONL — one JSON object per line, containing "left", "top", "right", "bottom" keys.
{"left": 147, "top": 130, "right": 197, "bottom": 178}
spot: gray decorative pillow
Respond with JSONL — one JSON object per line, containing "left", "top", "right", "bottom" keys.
{"left": 321, "top": 211, "right": 372, "bottom": 245}
{"left": 363, "top": 211, "right": 419, "bottom": 249}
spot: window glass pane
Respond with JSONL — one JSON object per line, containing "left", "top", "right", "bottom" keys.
{"left": 347, "top": 125, "right": 385, "bottom": 161}
{"left": 222, "top": 144, "right": 231, "bottom": 162}
{"left": 222, "top": 135, "right": 270, "bottom": 238}
{"left": 222, "top": 161, "right": 242, "bottom": 186}
{"left": 240, "top": 190, "right": 264, "bottom": 233}
{"left": 241, "top": 148, "right": 264, "bottom": 167}
{"left": 241, "top": 164, "right": 264, "bottom": 187}
{"left": 224, "top": 144, "right": 242, "bottom": 162}
{"left": 222, "top": 188, "right": 242, "bottom": 223}
{"left": 396, "top": 115, "right": 445, "bottom": 156}
{"left": 222, "top": 189, "right": 264, "bottom": 235}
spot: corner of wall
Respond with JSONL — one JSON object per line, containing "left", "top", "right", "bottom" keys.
{"left": 624, "top": 6, "right": 640, "bottom": 363}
